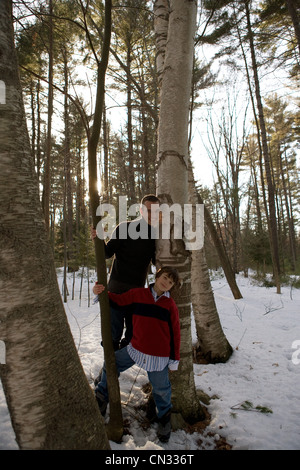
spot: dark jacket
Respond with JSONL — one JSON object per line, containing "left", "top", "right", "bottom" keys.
{"left": 105, "top": 217, "right": 156, "bottom": 293}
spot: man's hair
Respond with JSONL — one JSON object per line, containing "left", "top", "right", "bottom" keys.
{"left": 141, "top": 194, "right": 160, "bottom": 205}
{"left": 155, "top": 266, "right": 181, "bottom": 290}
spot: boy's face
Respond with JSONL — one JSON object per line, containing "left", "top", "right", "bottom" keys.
{"left": 155, "top": 272, "right": 175, "bottom": 293}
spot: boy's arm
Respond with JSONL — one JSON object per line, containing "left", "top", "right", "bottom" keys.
{"left": 93, "top": 283, "right": 135, "bottom": 308}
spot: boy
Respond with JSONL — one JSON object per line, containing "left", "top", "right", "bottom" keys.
{"left": 93, "top": 266, "right": 181, "bottom": 443}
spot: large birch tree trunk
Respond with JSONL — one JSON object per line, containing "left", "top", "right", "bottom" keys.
{"left": 155, "top": 0, "right": 204, "bottom": 423}
{"left": 0, "top": 0, "right": 110, "bottom": 450}
{"left": 154, "top": 0, "right": 234, "bottom": 368}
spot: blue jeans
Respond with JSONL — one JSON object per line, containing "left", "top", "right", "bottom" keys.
{"left": 96, "top": 346, "right": 172, "bottom": 418}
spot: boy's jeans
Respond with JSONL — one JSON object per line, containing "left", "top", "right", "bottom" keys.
{"left": 95, "top": 346, "right": 172, "bottom": 419}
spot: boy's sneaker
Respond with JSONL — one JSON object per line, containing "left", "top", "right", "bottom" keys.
{"left": 157, "top": 410, "right": 171, "bottom": 443}
{"left": 95, "top": 390, "right": 108, "bottom": 417}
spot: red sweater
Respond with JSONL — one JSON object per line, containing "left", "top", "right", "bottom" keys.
{"left": 108, "top": 286, "right": 180, "bottom": 361}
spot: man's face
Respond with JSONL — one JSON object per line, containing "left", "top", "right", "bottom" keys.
{"left": 140, "top": 201, "right": 160, "bottom": 226}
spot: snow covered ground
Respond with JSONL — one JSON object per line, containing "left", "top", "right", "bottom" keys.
{"left": 1, "top": 268, "right": 300, "bottom": 451}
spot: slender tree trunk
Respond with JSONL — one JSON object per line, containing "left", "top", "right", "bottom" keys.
{"left": 102, "top": 99, "right": 109, "bottom": 202}
{"left": 86, "top": 0, "right": 123, "bottom": 442}
{"left": 244, "top": 0, "right": 281, "bottom": 293}
{"left": 285, "top": 0, "right": 300, "bottom": 56}
{"left": 250, "top": 154, "right": 263, "bottom": 233}
{"left": 284, "top": 151, "right": 297, "bottom": 264}
{"left": 126, "top": 45, "right": 135, "bottom": 205}
{"left": 0, "top": 0, "right": 110, "bottom": 450}
{"left": 140, "top": 87, "right": 150, "bottom": 194}
{"left": 156, "top": 0, "right": 205, "bottom": 423}
{"left": 63, "top": 47, "right": 75, "bottom": 271}
{"left": 280, "top": 149, "right": 296, "bottom": 270}
{"left": 43, "top": 0, "right": 53, "bottom": 234}
{"left": 29, "top": 79, "right": 36, "bottom": 167}
{"left": 63, "top": 184, "right": 68, "bottom": 303}
{"left": 36, "top": 78, "right": 42, "bottom": 186}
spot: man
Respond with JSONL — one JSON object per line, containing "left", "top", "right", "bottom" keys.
{"left": 93, "top": 194, "right": 160, "bottom": 351}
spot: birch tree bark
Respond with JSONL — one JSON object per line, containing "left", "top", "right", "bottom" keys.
{"left": 154, "top": 0, "right": 169, "bottom": 87}
{"left": 155, "top": 0, "right": 204, "bottom": 423}
{"left": 0, "top": 0, "right": 110, "bottom": 450}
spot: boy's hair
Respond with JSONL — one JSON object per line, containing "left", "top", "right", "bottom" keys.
{"left": 141, "top": 194, "right": 160, "bottom": 205}
{"left": 155, "top": 266, "right": 181, "bottom": 290}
